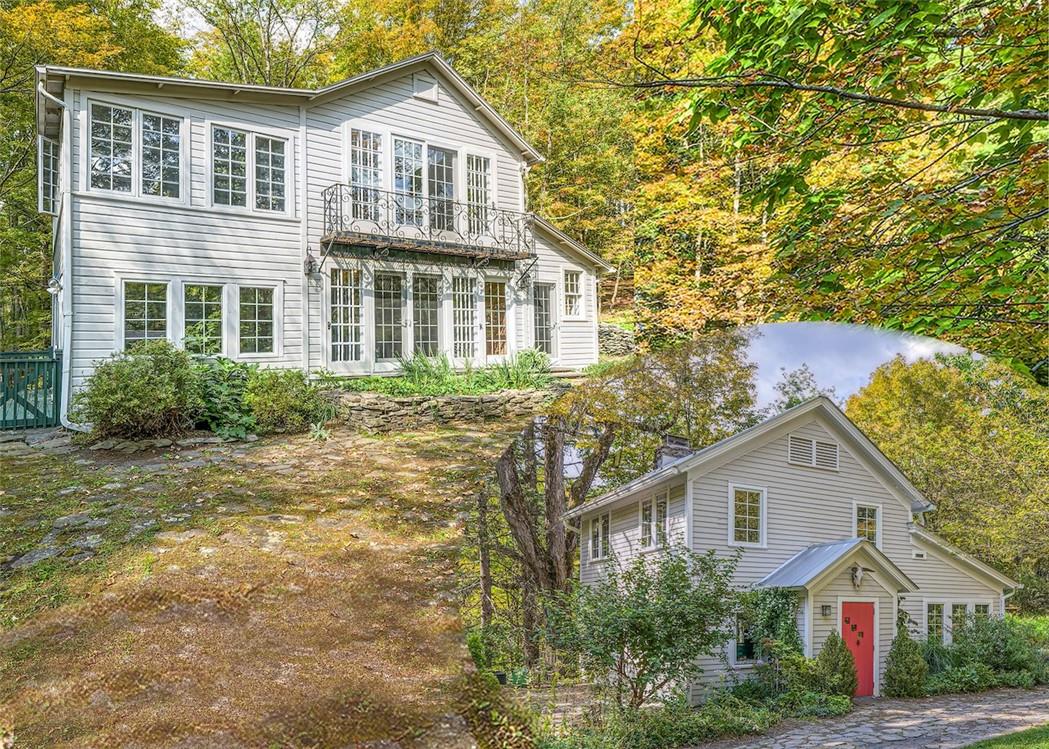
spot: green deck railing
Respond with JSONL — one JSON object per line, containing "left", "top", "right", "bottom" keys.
{"left": 0, "top": 350, "right": 62, "bottom": 430}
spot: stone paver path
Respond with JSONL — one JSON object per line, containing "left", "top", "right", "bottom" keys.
{"left": 713, "top": 687, "right": 1049, "bottom": 749}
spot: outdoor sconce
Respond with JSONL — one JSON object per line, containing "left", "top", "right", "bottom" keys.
{"left": 821, "top": 605, "right": 833, "bottom": 617}
{"left": 303, "top": 252, "right": 319, "bottom": 276}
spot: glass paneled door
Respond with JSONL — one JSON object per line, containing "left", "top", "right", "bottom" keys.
{"left": 330, "top": 267, "right": 363, "bottom": 365}
{"left": 374, "top": 272, "right": 406, "bottom": 361}
{"left": 533, "top": 283, "right": 554, "bottom": 355}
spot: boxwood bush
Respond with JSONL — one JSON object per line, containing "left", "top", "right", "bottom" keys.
{"left": 244, "top": 367, "right": 327, "bottom": 434}
{"left": 72, "top": 340, "right": 203, "bottom": 438}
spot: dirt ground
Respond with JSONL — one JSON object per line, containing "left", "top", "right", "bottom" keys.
{"left": 0, "top": 423, "right": 522, "bottom": 748}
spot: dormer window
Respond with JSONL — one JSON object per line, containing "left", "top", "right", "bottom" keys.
{"left": 788, "top": 434, "right": 839, "bottom": 470}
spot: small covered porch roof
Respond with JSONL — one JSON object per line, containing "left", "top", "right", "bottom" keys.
{"left": 755, "top": 538, "right": 918, "bottom": 593}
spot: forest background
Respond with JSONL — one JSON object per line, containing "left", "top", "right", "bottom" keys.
{"left": 1, "top": 0, "right": 1045, "bottom": 376}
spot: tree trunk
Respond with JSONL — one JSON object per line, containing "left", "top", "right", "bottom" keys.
{"left": 521, "top": 566, "right": 541, "bottom": 669}
{"left": 477, "top": 490, "right": 494, "bottom": 631}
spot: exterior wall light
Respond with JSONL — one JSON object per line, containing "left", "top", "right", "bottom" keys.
{"left": 821, "top": 605, "right": 833, "bottom": 617}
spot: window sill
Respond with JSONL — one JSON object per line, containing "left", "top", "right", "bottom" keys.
{"left": 728, "top": 541, "right": 767, "bottom": 550}
{"left": 74, "top": 190, "right": 299, "bottom": 223}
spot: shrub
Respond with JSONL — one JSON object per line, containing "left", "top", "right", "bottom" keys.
{"left": 884, "top": 624, "right": 928, "bottom": 698}
{"left": 951, "top": 615, "right": 1040, "bottom": 674}
{"left": 244, "top": 368, "right": 327, "bottom": 434}
{"left": 815, "top": 631, "right": 857, "bottom": 698}
{"left": 479, "top": 350, "right": 553, "bottom": 391}
{"left": 772, "top": 690, "right": 852, "bottom": 718}
{"left": 73, "top": 340, "right": 202, "bottom": 439}
{"left": 922, "top": 637, "right": 953, "bottom": 675}
{"left": 925, "top": 663, "right": 996, "bottom": 695}
{"left": 193, "top": 358, "right": 256, "bottom": 439}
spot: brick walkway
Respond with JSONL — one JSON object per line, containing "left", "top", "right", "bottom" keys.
{"left": 712, "top": 687, "right": 1049, "bottom": 749}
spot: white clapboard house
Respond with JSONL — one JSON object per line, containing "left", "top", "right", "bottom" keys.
{"left": 565, "top": 397, "right": 1021, "bottom": 700}
{"left": 34, "top": 53, "right": 612, "bottom": 425}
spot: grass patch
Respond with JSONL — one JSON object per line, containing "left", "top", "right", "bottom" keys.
{"left": 965, "top": 725, "right": 1049, "bottom": 748}
{"left": 324, "top": 351, "right": 554, "bottom": 396}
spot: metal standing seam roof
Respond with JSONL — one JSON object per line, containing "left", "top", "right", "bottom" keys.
{"left": 755, "top": 538, "right": 865, "bottom": 588}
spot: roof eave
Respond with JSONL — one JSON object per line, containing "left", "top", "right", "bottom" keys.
{"left": 909, "top": 525, "right": 1021, "bottom": 590}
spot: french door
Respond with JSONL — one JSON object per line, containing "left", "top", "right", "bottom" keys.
{"left": 374, "top": 272, "right": 406, "bottom": 361}
{"left": 330, "top": 267, "right": 363, "bottom": 365}
{"left": 533, "top": 283, "right": 554, "bottom": 356}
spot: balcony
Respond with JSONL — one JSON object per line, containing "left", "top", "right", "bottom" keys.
{"left": 321, "top": 184, "right": 535, "bottom": 261}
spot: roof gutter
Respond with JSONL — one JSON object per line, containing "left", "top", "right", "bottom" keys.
{"left": 563, "top": 463, "right": 683, "bottom": 521}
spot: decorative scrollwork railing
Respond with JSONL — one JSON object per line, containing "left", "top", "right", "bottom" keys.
{"left": 322, "top": 184, "right": 535, "bottom": 260}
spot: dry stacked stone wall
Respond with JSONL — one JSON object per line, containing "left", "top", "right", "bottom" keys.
{"left": 598, "top": 323, "right": 636, "bottom": 357}
{"left": 325, "top": 388, "right": 560, "bottom": 432}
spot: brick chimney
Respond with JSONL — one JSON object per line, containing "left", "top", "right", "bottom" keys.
{"left": 654, "top": 434, "right": 694, "bottom": 469}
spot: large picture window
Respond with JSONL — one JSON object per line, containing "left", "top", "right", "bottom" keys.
{"left": 123, "top": 281, "right": 167, "bottom": 350}
{"left": 183, "top": 284, "right": 223, "bottom": 356}
{"left": 239, "top": 287, "right": 274, "bottom": 354}
{"left": 484, "top": 280, "right": 507, "bottom": 356}
{"left": 730, "top": 485, "right": 764, "bottom": 546}
{"left": 412, "top": 274, "right": 440, "bottom": 356}
{"left": 452, "top": 277, "right": 476, "bottom": 359}
{"left": 330, "top": 268, "right": 363, "bottom": 363}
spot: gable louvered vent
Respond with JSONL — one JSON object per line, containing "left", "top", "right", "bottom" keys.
{"left": 788, "top": 434, "right": 839, "bottom": 470}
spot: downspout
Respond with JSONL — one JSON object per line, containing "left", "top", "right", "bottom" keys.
{"left": 49, "top": 82, "right": 86, "bottom": 431}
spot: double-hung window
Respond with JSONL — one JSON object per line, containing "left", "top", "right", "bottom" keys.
{"left": 730, "top": 484, "right": 765, "bottom": 547}
{"left": 563, "top": 270, "right": 582, "bottom": 317}
{"left": 183, "top": 284, "right": 224, "bottom": 356}
{"left": 640, "top": 492, "right": 669, "bottom": 550}
{"left": 123, "top": 281, "right": 168, "bottom": 350}
{"left": 211, "top": 126, "right": 288, "bottom": 213}
{"left": 589, "top": 512, "right": 610, "bottom": 562}
{"left": 39, "top": 136, "right": 59, "bottom": 215}
{"left": 855, "top": 503, "right": 880, "bottom": 547}
{"left": 239, "top": 287, "right": 275, "bottom": 354}
{"left": 90, "top": 102, "right": 183, "bottom": 199}
{"left": 927, "top": 603, "right": 944, "bottom": 643}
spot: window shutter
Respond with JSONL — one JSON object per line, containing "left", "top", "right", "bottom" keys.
{"left": 788, "top": 435, "right": 814, "bottom": 465}
{"left": 814, "top": 440, "right": 839, "bottom": 470}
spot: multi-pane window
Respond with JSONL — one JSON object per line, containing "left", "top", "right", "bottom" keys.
{"left": 484, "top": 281, "right": 507, "bottom": 356}
{"left": 393, "top": 138, "right": 424, "bottom": 226}
{"left": 732, "top": 486, "right": 763, "bottom": 545}
{"left": 254, "top": 136, "right": 286, "bottom": 212}
{"left": 589, "top": 512, "right": 610, "bottom": 561}
{"left": 123, "top": 281, "right": 167, "bottom": 350}
{"left": 141, "top": 113, "right": 181, "bottom": 198}
{"left": 563, "top": 270, "right": 582, "bottom": 316}
{"left": 212, "top": 126, "right": 248, "bottom": 207}
{"left": 39, "top": 136, "right": 59, "bottom": 215}
{"left": 452, "top": 277, "right": 476, "bottom": 359}
{"left": 533, "top": 284, "right": 553, "bottom": 355}
{"left": 238, "top": 287, "right": 274, "bottom": 354}
{"left": 640, "top": 493, "right": 669, "bottom": 549}
{"left": 330, "top": 268, "right": 363, "bottom": 362}
{"left": 856, "top": 504, "right": 879, "bottom": 545}
{"left": 349, "top": 129, "right": 382, "bottom": 221}
{"left": 927, "top": 603, "right": 944, "bottom": 643}
{"left": 183, "top": 284, "right": 223, "bottom": 356}
{"left": 951, "top": 603, "right": 969, "bottom": 634}
{"left": 412, "top": 274, "right": 440, "bottom": 356}
{"left": 428, "top": 147, "right": 456, "bottom": 231}
{"left": 736, "top": 618, "right": 757, "bottom": 662}
{"left": 974, "top": 604, "right": 990, "bottom": 618}
{"left": 374, "top": 272, "right": 404, "bottom": 360}
{"left": 90, "top": 103, "right": 133, "bottom": 192}
{"left": 466, "top": 154, "right": 491, "bottom": 235}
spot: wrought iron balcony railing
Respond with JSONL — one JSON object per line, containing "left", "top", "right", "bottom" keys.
{"left": 322, "top": 184, "right": 535, "bottom": 260}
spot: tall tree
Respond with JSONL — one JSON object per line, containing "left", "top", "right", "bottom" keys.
{"left": 769, "top": 364, "right": 837, "bottom": 413}
{"left": 846, "top": 354, "right": 1049, "bottom": 612}
{"left": 626, "top": 0, "right": 1047, "bottom": 369}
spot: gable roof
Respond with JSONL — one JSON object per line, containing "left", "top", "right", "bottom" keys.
{"left": 533, "top": 216, "right": 615, "bottom": 274}
{"left": 910, "top": 524, "right": 1021, "bottom": 590}
{"left": 756, "top": 537, "right": 917, "bottom": 592}
{"left": 36, "top": 52, "right": 543, "bottom": 164}
{"left": 563, "top": 396, "right": 936, "bottom": 521}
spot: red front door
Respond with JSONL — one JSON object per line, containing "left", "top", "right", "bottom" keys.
{"left": 842, "top": 601, "right": 875, "bottom": 697}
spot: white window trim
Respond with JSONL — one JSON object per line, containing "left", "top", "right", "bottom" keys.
{"left": 836, "top": 596, "right": 881, "bottom": 696}
{"left": 852, "top": 500, "right": 883, "bottom": 549}
{"left": 233, "top": 282, "right": 285, "bottom": 359}
{"left": 114, "top": 276, "right": 173, "bottom": 353}
{"left": 561, "top": 268, "right": 586, "bottom": 320}
{"left": 922, "top": 597, "right": 998, "bottom": 644}
{"left": 588, "top": 511, "right": 611, "bottom": 564}
{"left": 531, "top": 281, "right": 559, "bottom": 361}
{"left": 728, "top": 615, "right": 758, "bottom": 669}
{"left": 638, "top": 491, "right": 670, "bottom": 551}
{"left": 206, "top": 120, "right": 294, "bottom": 218}
{"left": 83, "top": 96, "right": 190, "bottom": 207}
{"left": 38, "top": 135, "right": 59, "bottom": 215}
{"left": 727, "top": 482, "right": 767, "bottom": 549}
{"left": 412, "top": 71, "right": 439, "bottom": 102}
{"left": 481, "top": 275, "right": 512, "bottom": 363}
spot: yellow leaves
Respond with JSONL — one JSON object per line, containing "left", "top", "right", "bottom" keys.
{"left": 0, "top": 1, "right": 123, "bottom": 71}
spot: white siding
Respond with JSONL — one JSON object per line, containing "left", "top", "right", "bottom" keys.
{"left": 68, "top": 88, "right": 303, "bottom": 391}
{"left": 528, "top": 229, "right": 599, "bottom": 369}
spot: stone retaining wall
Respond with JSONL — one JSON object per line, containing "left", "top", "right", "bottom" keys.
{"left": 598, "top": 323, "right": 636, "bottom": 357}
{"left": 325, "top": 388, "right": 558, "bottom": 432}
